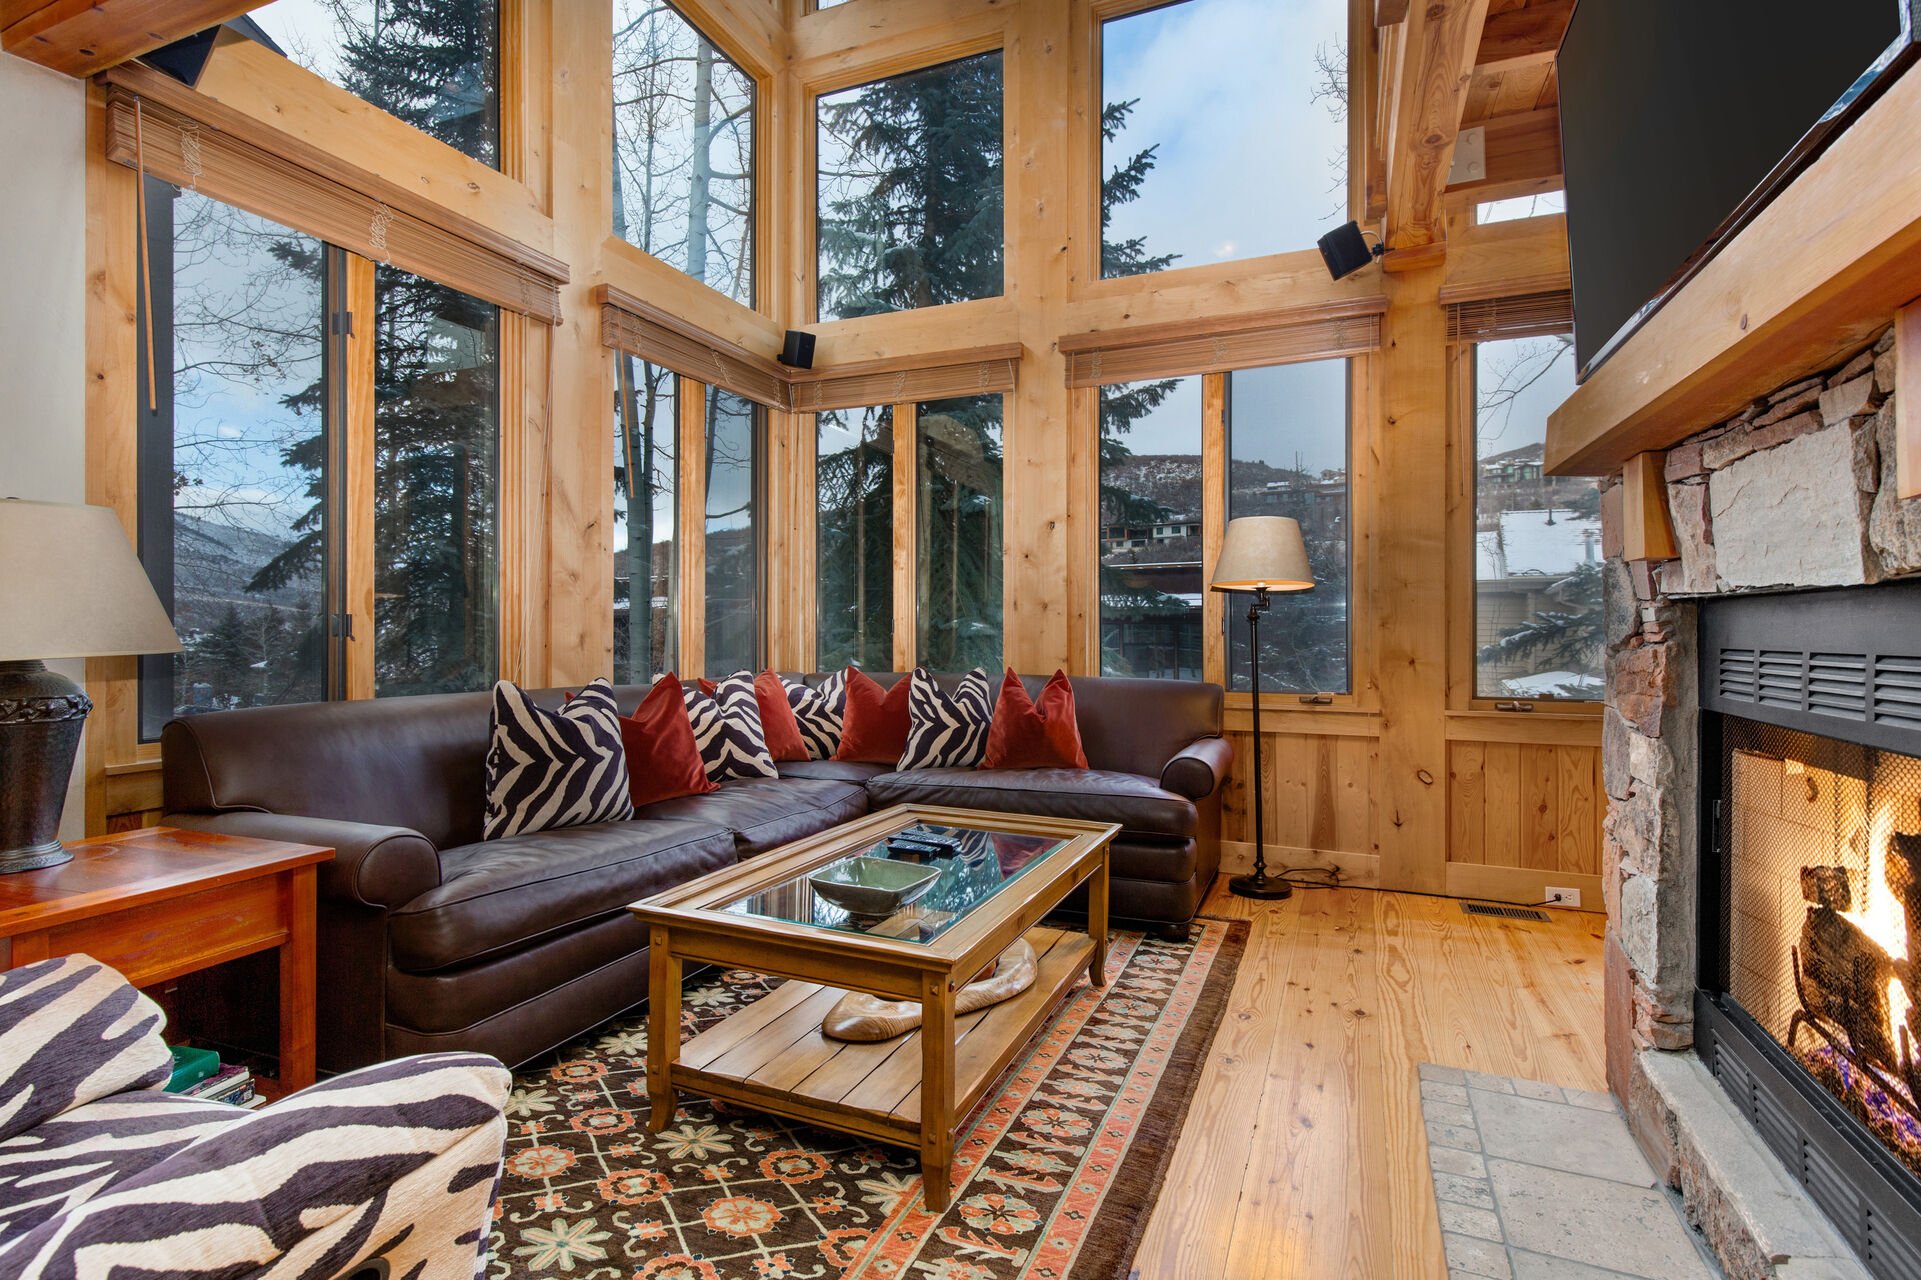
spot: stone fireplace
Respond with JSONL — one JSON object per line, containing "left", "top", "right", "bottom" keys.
{"left": 1602, "top": 323, "right": 1921, "bottom": 1278}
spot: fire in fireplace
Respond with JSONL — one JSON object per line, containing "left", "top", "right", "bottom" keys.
{"left": 1724, "top": 719, "right": 1921, "bottom": 1178}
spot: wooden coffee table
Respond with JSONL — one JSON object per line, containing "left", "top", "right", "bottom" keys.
{"left": 629, "top": 804, "right": 1117, "bottom": 1210}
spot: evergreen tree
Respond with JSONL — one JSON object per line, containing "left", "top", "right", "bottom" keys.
{"left": 316, "top": 0, "right": 498, "bottom": 165}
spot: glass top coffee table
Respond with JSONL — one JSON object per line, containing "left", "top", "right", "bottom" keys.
{"left": 629, "top": 804, "right": 1118, "bottom": 1211}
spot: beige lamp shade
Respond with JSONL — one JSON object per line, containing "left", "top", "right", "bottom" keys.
{"left": 1210, "top": 515, "right": 1314, "bottom": 593}
{"left": 0, "top": 499, "right": 182, "bottom": 660}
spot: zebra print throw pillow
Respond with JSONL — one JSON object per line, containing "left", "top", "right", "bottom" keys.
{"left": 684, "top": 672, "right": 779, "bottom": 782}
{"left": 899, "top": 667, "right": 993, "bottom": 770}
{"left": 484, "top": 679, "right": 634, "bottom": 840}
{"left": 784, "top": 669, "right": 848, "bottom": 760}
{"left": 0, "top": 954, "right": 172, "bottom": 1144}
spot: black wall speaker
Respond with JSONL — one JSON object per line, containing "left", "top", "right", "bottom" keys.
{"left": 779, "top": 330, "right": 817, "bottom": 369}
{"left": 1317, "top": 221, "right": 1383, "bottom": 281}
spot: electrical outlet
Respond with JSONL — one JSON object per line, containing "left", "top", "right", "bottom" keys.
{"left": 1544, "top": 886, "right": 1582, "bottom": 909}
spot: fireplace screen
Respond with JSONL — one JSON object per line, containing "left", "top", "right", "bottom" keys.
{"left": 1724, "top": 716, "right": 1921, "bottom": 1176}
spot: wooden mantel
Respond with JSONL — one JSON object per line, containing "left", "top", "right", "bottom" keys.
{"left": 1545, "top": 60, "right": 1921, "bottom": 477}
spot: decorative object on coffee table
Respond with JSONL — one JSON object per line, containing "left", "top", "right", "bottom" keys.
{"left": 822, "top": 936, "right": 1039, "bottom": 1041}
{"left": 630, "top": 805, "right": 1117, "bottom": 1211}
{"left": 1210, "top": 515, "right": 1315, "bottom": 901}
{"left": 0, "top": 499, "right": 180, "bottom": 873}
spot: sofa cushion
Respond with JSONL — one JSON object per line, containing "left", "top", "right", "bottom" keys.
{"left": 783, "top": 670, "right": 847, "bottom": 760}
{"left": 685, "top": 674, "right": 778, "bottom": 782}
{"left": 865, "top": 767, "right": 1197, "bottom": 840}
{"left": 635, "top": 776, "right": 869, "bottom": 856}
{"left": 899, "top": 667, "right": 991, "bottom": 770}
{"left": 0, "top": 1091, "right": 242, "bottom": 1237}
{"left": 484, "top": 679, "right": 632, "bottom": 840}
{"left": 0, "top": 956, "right": 173, "bottom": 1144}
{"left": 392, "top": 819, "right": 737, "bottom": 972}
{"left": 777, "top": 758, "right": 891, "bottom": 784}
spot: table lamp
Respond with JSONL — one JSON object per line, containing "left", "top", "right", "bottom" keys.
{"left": 0, "top": 499, "right": 181, "bottom": 872}
{"left": 1209, "top": 515, "right": 1314, "bottom": 900}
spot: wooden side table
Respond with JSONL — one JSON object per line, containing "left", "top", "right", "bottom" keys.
{"left": 0, "top": 827, "right": 333, "bottom": 1094}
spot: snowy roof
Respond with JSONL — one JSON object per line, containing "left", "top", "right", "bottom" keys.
{"left": 1476, "top": 509, "right": 1602, "bottom": 580}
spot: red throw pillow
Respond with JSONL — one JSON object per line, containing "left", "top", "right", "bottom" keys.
{"left": 834, "top": 668, "right": 913, "bottom": 764}
{"left": 754, "top": 670, "right": 809, "bottom": 763}
{"left": 618, "top": 674, "right": 718, "bottom": 807}
{"left": 982, "top": 669, "right": 1089, "bottom": 770}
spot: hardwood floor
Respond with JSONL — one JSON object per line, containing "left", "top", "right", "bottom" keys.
{"left": 1134, "top": 883, "right": 1607, "bottom": 1279}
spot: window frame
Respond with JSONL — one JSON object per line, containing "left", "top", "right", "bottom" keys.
{"left": 1447, "top": 336, "right": 1603, "bottom": 718}
{"left": 609, "top": 0, "right": 762, "bottom": 311}
{"left": 131, "top": 178, "right": 508, "bottom": 740}
{"left": 805, "top": 42, "right": 1010, "bottom": 327}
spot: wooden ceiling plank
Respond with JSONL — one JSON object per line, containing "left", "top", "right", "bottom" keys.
{"left": 1473, "top": 0, "right": 1573, "bottom": 75}
{"left": 1384, "top": 0, "right": 1495, "bottom": 253}
{"left": 2, "top": 0, "right": 262, "bottom": 77}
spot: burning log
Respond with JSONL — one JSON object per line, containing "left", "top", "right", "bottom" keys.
{"left": 1796, "top": 865, "right": 1898, "bottom": 1071}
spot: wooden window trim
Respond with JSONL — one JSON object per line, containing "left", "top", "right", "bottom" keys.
{"left": 1061, "top": 298, "right": 1388, "bottom": 388}
{"left": 99, "top": 68, "right": 566, "bottom": 324}
{"left": 600, "top": 285, "right": 789, "bottom": 408}
{"left": 787, "top": 345, "right": 1021, "bottom": 413}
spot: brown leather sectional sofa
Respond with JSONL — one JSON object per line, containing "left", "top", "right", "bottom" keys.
{"left": 160, "top": 672, "right": 1229, "bottom": 1071}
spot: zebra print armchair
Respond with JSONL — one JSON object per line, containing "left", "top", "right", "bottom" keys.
{"left": 0, "top": 954, "right": 510, "bottom": 1279}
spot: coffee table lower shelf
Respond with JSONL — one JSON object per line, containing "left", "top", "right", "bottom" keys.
{"left": 656, "top": 926, "right": 1096, "bottom": 1206}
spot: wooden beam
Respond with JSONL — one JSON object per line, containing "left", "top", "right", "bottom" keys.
{"left": 1, "top": 0, "right": 259, "bottom": 77}
{"left": 1444, "top": 105, "right": 1561, "bottom": 199}
{"left": 1620, "top": 452, "right": 1677, "bottom": 562}
{"left": 1385, "top": 0, "right": 1495, "bottom": 252}
{"left": 1898, "top": 303, "right": 1921, "bottom": 499}
{"left": 1375, "top": 0, "right": 1412, "bottom": 25}
{"left": 1438, "top": 212, "right": 1568, "bottom": 304}
{"left": 1546, "top": 61, "right": 1921, "bottom": 475}
{"left": 1474, "top": 0, "right": 1573, "bottom": 74}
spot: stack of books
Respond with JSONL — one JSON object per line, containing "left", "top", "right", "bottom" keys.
{"left": 181, "top": 1063, "right": 264, "bottom": 1108}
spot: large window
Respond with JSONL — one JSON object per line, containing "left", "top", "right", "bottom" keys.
{"left": 704, "top": 387, "right": 761, "bottom": 675}
{"left": 370, "top": 265, "right": 500, "bottom": 696}
{"left": 612, "top": 1, "right": 756, "bottom": 306}
{"left": 817, "top": 406, "right": 896, "bottom": 669}
{"left": 1226, "top": 360, "right": 1349, "bottom": 693}
{"left": 1100, "top": 0, "right": 1347, "bottom": 278}
{"left": 917, "top": 395, "right": 1003, "bottom": 671}
{"left": 137, "top": 185, "right": 328, "bottom": 738}
{"left": 1472, "top": 334, "right": 1601, "bottom": 700}
{"left": 253, "top": 0, "right": 499, "bottom": 167}
{"left": 1099, "top": 376, "right": 1204, "bottom": 679}
{"left": 614, "top": 358, "right": 678, "bottom": 684}
{"left": 137, "top": 182, "right": 500, "bottom": 735}
{"left": 816, "top": 51, "right": 1005, "bottom": 321}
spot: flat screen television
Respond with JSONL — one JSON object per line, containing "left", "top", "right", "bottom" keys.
{"left": 1559, "top": 1, "right": 1917, "bottom": 379}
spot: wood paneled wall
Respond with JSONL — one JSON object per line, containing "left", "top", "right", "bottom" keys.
{"left": 78, "top": 0, "right": 1599, "bottom": 907}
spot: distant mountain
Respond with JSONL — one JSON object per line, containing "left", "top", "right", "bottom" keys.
{"left": 1105, "top": 452, "right": 1333, "bottom": 521}
{"left": 171, "top": 514, "right": 319, "bottom": 634}
{"left": 1482, "top": 441, "right": 1545, "bottom": 468}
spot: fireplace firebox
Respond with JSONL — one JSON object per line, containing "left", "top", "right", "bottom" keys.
{"left": 1699, "top": 582, "right": 1921, "bottom": 1280}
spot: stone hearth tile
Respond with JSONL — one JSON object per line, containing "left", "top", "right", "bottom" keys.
{"left": 1469, "top": 1090, "right": 1653, "bottom": 1185}
{"left": 1422, "top": 1063, "right": 1469, "bottom": 1085}
{"left": 1513, "top": 1078, "right": 1567, "bottom": 1103}
{"left": 1427, "top": 1099, "right": 1477, "bottom": 1129}
{"left": 1465, "top": 1070, "right": 1517, "bottom": 1094}
{"left": 1434, "top": 1169, "right": 1497, "bottom": 1210}
{"left": 1429, "top": 1120, "right": 1483, "bottom": 1152}
{"left": 1508, "top": 1250, "right": 1655, "bottom": 1279}
{"left": 1444, "top": 1231, "right": 1513, "bottom": 1279}
{"left": 1424, "top": 1079, "right": 1472, "bottom": 1106}
{"left": 1487, "top": 1159, "right": 1713, "bottom": 1278}
{"left": 1438, "top": 1198, "right": 1506, "bottom": 1243}
{"left": 1431, "top": 1145, "right": 1489, "bottom": 1179}
{"left": 1563, "top": 1087, "right": 1617, "bottom": 1113}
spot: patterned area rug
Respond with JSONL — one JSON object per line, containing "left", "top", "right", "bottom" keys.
{"left": 487, "top": 917, "right": 1247, "bottom": 1280}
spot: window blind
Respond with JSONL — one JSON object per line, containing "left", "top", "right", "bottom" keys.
{"left": 101, "top": 77, "right": 565, "bottom": 325}
{"left": 1444, "top": 290, "right": 1575, "bottom": 343}
{"left": 598, "top": 286, "right": 788, "bottom": 409}
{"left": 785, "top": 346, "right": 1021, "bottom": 412}
{"left": 1059, "top": 299, "right": 1387, "bottom": 387}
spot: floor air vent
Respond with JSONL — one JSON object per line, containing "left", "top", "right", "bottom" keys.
{"left": 1462, "top": 902, "right": 1549, "bottom": 922}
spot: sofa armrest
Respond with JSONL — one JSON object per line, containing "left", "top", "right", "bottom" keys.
{"left": 0, "top": 956, "right": 172, "bottom": 1144}
{"left": 1160, "top": 735, "right": 1233, "bottom": 800}
{"left": 163, "top": 811, "right": 442, "bottom": 911}
{"left": 0, "top": 1052, "right": 510, "bottom": 1280}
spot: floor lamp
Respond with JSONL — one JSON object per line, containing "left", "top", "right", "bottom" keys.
{"left": 1210, "top": 516, "right": 1315, "bottom": 901}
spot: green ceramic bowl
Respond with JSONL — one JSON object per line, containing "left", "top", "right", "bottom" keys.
{"left": 808, "top": 855, "right": 942, "bottom": 917}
